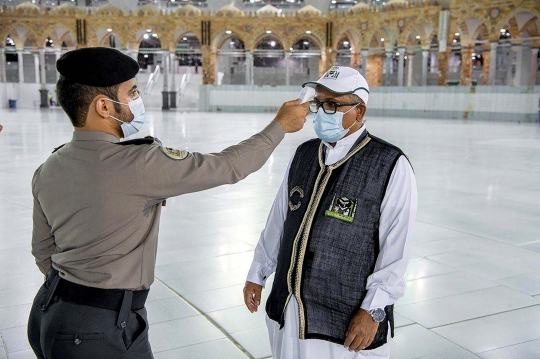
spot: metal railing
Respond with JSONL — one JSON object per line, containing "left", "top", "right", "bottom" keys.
{"left": 143, "top": 65, "right": 160, "bottom": 96}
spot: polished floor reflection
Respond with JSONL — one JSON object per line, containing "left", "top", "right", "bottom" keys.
{"left": 1, "top": 108, "right": 540, "bottom": 359}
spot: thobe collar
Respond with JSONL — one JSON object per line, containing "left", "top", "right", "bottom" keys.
{"left": 321, "top": 125, "right": 367, "bottom": 151}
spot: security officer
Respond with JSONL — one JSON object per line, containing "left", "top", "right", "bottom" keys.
{"left": 27, "top": 47, "right": 309, "bottom": 359}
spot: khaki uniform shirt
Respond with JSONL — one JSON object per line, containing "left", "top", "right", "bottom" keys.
{"left": 31, "top": 121, "right": 284, "bottom": 290}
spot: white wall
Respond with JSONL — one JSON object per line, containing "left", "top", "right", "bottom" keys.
{"left": 0, "top": 82, "right": 54, "bottom": 109}
{"left": 200, "top": 85, "right": 540, "bottom": 122}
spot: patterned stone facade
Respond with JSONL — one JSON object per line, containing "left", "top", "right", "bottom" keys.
{"left": 1, "top": 0, "right": 539, "bottom": 86}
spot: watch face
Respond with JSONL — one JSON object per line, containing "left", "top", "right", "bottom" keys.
{"left": 372, "top": 309, "right": 386, "bottom": 322}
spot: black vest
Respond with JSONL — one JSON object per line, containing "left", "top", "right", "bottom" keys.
{"left": 266, "top": 131, "right": 405, "bottom": 349}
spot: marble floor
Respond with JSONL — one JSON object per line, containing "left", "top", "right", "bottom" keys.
{"left": 1, "top": 107, "right": 540, "bottom": 359}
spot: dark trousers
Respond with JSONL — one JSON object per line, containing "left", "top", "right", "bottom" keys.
{"left": 28, "top": 276, "right": 153, "bottom": 359}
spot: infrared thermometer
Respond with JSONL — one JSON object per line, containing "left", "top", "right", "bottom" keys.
{"left": 298, "top": 86, "right": 316, "bottom": 104}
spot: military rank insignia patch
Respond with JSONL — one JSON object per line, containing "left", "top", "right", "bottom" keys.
{"left": 325, "top": 195, "right": 357, "bottom": 223}
{"left": 160, "top": 147, "right": 189, "bottom": 160}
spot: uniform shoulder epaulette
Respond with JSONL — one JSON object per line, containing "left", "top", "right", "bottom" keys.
{"left": 117, "top": 138, "right": 155, "bottom": 146}
{"left": 52, "top": 144, "right": 66, "bottom": 153}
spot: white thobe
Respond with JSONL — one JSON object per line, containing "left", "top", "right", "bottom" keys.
{"left": 247, "top": 126, "right": 418, "bottom": 359}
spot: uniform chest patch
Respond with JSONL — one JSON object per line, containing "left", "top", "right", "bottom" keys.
{"left": 325, "top": 195, "right": 357, "bottom": 223}
{"left": 160, "top": 147, "right": 189, "bottom": 160}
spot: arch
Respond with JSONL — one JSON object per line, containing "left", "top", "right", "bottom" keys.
{"left": 212, "top": 30, "right": 248, "bottom": 52}
{"left": 99, "top": 32, "right": 122, "bottom": 49}
{"left": 251, "top": 32, "right": 286, "bottom": 51}
{"left": 520, "top": 16, "right": 540, "bottom": 38}
{"left": 367, "top": 29, "right": 390, "bottom": 50}
{"left": 400, "top": 18, "right": 437, "bottom": 47}
{"left": 59, "top": 31, "right": 76, "bottom": 48}
{"left": 172, "top": 29, "right": 202, "bottom": 47}
{"left": 289, "top": 33, "right": 324, "bottom": 53}
{"left": 398, "top": 22, "right": 436, "bottom": 48}
{"left": 255, "top": 36, "right": 284, "bottom": 50}
{"left": 2, "top": 25, "right": 39, "bottom": 49}
{"left": 333, "top": 29, "right": 359, "bottom": 52}
{"left": 495, "top": 9, "right": 540, "bottom": 40}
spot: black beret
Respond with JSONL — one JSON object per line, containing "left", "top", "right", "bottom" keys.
{"left": 56, "top": 47, "right": 139, "bottom": 87}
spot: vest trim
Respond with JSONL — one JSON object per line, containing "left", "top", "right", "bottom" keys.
{"left": 285, "top": 135, "right": 372, "bottom": 339}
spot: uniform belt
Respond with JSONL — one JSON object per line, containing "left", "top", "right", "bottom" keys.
{"left": 48, "top": 269, "right": 149, "bottom": 311}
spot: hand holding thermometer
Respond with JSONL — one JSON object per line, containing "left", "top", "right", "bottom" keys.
{"left": 298, "top": 86, "right": 316, "bottom": 104}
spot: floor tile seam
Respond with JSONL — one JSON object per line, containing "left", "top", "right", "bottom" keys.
{"left": 404, "top": 269, "right": 480, "bottom": 285}
{"left": 474, "top": 337, "right": 540, "bottom": 355}
{"left": 154, "top": 277, "right": 255, "bottom": 359}
{"left": 404, "top": 268, "right": 460, "bottom": 282}
{"left": 167, "top": 284, "right": 247, "bottom": 297}
{"left": 427, "top": 303, "right": 540, "bottom": 331}
{"left": 414, "top": 220, "right": 496, "bottom": 241}
{"left": 150, "top": 338, "right": 230, "bottom": 355}
{"left": 148, "top": 312, "right": 201, "bottom": 325}
{"left": 397, "top": 284, "right": 538, "bottom": 310}
{"left": 157, "top": 249, "right": 256, "bottom": 263}
{"left": 0, "top": 199, "right": 32, "bottom": 210}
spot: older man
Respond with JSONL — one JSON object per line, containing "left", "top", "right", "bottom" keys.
{"left": 244, "top": 66, "right": 417, "bottom": 358}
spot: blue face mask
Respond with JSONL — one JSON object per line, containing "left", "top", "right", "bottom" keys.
{"left": 107, "top": 97, "right": 146, "bottom": 138}
{"left": 313, "top": 104, "right": 358, "bottom": 143}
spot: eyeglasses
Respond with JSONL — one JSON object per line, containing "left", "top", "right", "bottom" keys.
{"left": 309, "top": 100, "right": 361, "bottom": 114}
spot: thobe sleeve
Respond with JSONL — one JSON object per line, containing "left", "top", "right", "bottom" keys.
{"left": 246, "top": 156, "right": 293, "bottom": 287}
{"left": 361, "top": 155, "right": 418, "bottom": 310}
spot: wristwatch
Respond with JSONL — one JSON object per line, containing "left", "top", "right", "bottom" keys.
{"left": 366, "top": 308, "right": 386, "bottom": 323}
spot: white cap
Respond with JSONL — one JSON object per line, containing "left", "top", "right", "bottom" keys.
{"left": 302, "top": 66, "right": 370, "bottom": 105}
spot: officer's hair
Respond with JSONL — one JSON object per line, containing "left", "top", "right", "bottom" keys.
{"left": 56, "top": 77, "right": 122, "bottom": 127}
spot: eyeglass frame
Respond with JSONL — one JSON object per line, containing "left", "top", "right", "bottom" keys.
{"left": 308, "top": 99, "right": 363, "bottom": 115}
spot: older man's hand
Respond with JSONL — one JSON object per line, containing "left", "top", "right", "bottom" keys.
{"left": 343, "top": 309, "right": 379, "bottom": 352}
{"left": 274, "top": 99, "right": 310, "bottom": 133}
{"left": 243, "top": 281, "right": 263, "bottom": 313}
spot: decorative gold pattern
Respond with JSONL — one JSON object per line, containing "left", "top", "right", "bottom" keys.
{"left": 1, "top": 1, "right": 538, "bottom": 85}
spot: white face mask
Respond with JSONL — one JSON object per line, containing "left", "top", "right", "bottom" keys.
{"left": 106, "top": 97, "right": 145, "bottom": 138}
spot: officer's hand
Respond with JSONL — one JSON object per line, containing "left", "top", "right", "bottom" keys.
{"left": 274, "top": 99, "right": 310, "bottom": 133}
{"left": 343, "top": 309, "right": 379, "bottom": 353}
{"left": 243, "top": 281, "right": 263, "bottom": 313}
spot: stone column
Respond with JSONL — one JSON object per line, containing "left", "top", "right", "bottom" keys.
{"left": 169, "top": 52, "right": 177, "bottom": 108}
{"left": 0, "top": 48, "right": 6, "bottom": 82}
{"left": 285, "top": 52, "right": 291, "bottom": 86}
{"left": 514, "top": 44, "right": 531, "bottom": 87}
{"left": 407, "top": 53, "right": 414, "bottom": 87}
{"left": 361, "top": 49, "right": 368, "bottom": 78}
{"left": 438, "top": 50, "right": 449, "bottom": 86}
{"left": 161, "top": 50, "right": 169, "bottom": 110}
{"left": 460, "top": 47, "right": 473, "bottom": 86}
{"left": 17, "top": 50, "right": 24, "bottom": 83}
{"left": 55, "top": 50, "right": 61, "bottom": 83}
{"left": 245, "top": 51, "right": 253, "bottom": 85}
{"left": 39, "top": 48, "right": 49, "bottom": 107}
{"left": 201, "top": 45, "right": 217, "bottom": 85}
{"left": 33, "top": 53, "right": 40, "bottom": 84}
{"left": 397, "top": 47, "right": 405, "bottom": 86}
{"left": 325, "top": 49, "right": 336, "bottom": 71}
{"left": 530, "top": 48, "right": 539, "bottom": 87}
{"left": 384, "top": 52, "right": 392, "bottom": 86}
{"left": 421, "top": 49, "right": 429, "bottom": 86}
{"left": 350, "top": 51, "right": 361, "bottom": 71}
{"left": 481, "top": 48, "right": 491, "bottom": 85}
{"left": 488, "top": 42, "right": 497, "bottom": 85}
{"left": 438, "top": 9, "right": 450, "bottom": 85}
